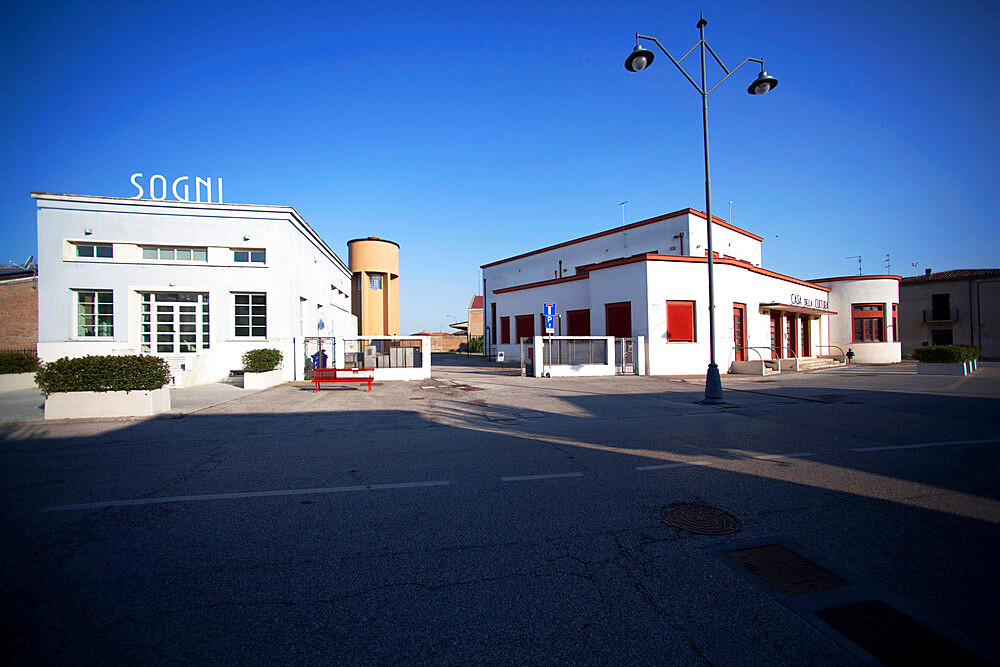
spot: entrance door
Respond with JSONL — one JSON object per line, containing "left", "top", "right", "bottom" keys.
{"left": 141, "top": 292, "right": 209, "bottom": 354}
{"left": 800, "top": 315, "right": 811, "bottom": 357}
{"left": 733, "top": 303, "right": 747, "bottom": 361}
{"left": 770, "top": 312, "right": 782, "bottom": 359}
{"left": 785, "top": 313, "right": 797, "bottom": 358}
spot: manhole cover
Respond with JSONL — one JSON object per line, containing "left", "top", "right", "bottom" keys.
{"left": 660, "top": 503, "right": 742, "bottom": 535}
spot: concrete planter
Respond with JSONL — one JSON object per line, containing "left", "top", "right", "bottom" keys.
{"left": 243, "top": 369, "right": 284, "bottom": 390}
{"left": 0, "top": 372, "right": 37, "bottom": 393}
{"left": 44, "top": 387, "right": 171, "bottom": 420}
{"left": 916, "top": 362, "right": 968, "bottom": 376}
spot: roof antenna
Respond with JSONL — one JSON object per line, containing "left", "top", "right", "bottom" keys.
{"left": 884, "top": 253, "right": 890, "bottom": 275}
{"left": 846, "top": 255, "right": 862, "bottom": 276}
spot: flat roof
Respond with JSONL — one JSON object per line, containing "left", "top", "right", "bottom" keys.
{"left": 481, "top": 208, "right": 763, "bottom": 269}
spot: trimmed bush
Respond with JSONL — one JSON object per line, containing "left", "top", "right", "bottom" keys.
{"left": 468, "top": 337, "right": 484, "bottom": 354}
{"left": 242, "top": 348, "right": 283, "bottom": 373}
{"left": 35, "top": 355, "right": 171, "bottom": 397}
{"left": 0, "top": 350, "right": 40, "bottom": 375}
{"left": 912, "top": 344, "right": 978, "bottom": 364}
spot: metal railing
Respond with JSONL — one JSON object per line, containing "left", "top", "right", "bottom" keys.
{"left": 730, "top": 345, "right": 766, "bottom": 375}
{"left": 923, "top": 308, "right": 959, "bottom": 322}
{"left": 743, "top": 346, "right": 798, "bottom": 374}
{"left": 545, "top": 338, "right": 609, "bottom": 366}
{"left": 813, "top": 344, "right": 847, "bottom": 364}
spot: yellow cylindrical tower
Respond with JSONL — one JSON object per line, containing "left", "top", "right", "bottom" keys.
{"left": 348, "top": 237, "right": 400, "bottom": 336}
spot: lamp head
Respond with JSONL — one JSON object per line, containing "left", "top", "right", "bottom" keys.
{"left": 747, "top": 70, "right": 778, "bottom": 96}
{"left": 625, "top": 44, "right": 655, "bottom": 72}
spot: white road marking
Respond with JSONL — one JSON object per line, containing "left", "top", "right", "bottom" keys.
{"left": 751, "top": 452, "right": 816, "bottom": 460}
{"left": 636, "top": 461, "right": 712, "bottom": 471}
{"left": 43, "top": 480, "right": 452, "bottom": 512}
{"left": 501, "top": 472, "right": 584, "bottom": 482}
{"left": 853, "top": 438, "right": 1000, "bottom": 452}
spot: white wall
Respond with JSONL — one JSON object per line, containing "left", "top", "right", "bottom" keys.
{"left": 815, "top": 277, "right": 901, "bottom": 363}
{"left": 35, "top": 194, "right": 357, "bottom": 387}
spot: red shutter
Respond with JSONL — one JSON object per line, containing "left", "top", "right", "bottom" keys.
{"left": 666, "top": 301, "right": 695, "bottom": 342}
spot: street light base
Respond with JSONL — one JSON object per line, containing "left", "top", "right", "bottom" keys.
{"left": 703, "top": 363, "right": 725, "bottom": 404}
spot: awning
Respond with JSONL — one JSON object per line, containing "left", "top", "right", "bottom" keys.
{"left": 759, "top": 302, "right": 838, "bottom": 316}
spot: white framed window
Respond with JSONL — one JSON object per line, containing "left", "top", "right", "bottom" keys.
{"left": 142, "top": 246, "right": 208, "bottom": 262}
{"left": 369, "top": 275, "right": 382, "bottom": 290}
{"left": 141, "top": 293, "right": 210, "bottom": 353}
{"left": 234, "top": 292, "right": 267, "bottom": 337}
{"left": 75, "top": 243, "right": 113, "bottom": 258}
{"left": 234, "top": 249, "right": 266, "bottom": 263}
{"left": 75, "top": 290, "right": 113, "bottom": 337}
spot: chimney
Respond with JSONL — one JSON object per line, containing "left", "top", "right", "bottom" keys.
{"left": 925, "top": 268, "right": 932, "bottom": 275}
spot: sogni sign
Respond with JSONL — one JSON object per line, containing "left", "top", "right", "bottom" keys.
{"left": 130, "top": 173, "right": 224, "bottom": 203}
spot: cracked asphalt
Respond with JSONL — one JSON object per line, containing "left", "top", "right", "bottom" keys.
{"left": 1, "top": 357, "right": 998, "bottom": 664}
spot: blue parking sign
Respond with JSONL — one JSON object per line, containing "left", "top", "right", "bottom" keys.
{"left": 543, "top": 303, "right": 555, "bottom": 333}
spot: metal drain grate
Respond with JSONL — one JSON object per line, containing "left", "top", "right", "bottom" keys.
{"left": 660, "top": 503, "right": 742, "bottom": 535}
{"left": 815, "top": 600, "right": 987, "bottom": 665}
{"left": 727, "top": 544, "right": 848, "bottom": 596}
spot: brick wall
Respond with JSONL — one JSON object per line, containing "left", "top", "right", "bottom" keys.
{"left": 0, "top": 278, "right": 39, "bottom": 349}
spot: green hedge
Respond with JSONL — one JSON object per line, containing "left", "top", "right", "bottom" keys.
{"left": 912, "top": 344, "right": 979, "bottom": 363}
{"left": 467, "top": 337, "right": 484, "bottom": 354}
{"left": 0, "top": 350, "right": 40, "bottom": 374}
{"left": 35, "top": 355, "right": 171, "bottom": 397}
{"left": 242, "top": 348, "right": 283, "bottom": 373}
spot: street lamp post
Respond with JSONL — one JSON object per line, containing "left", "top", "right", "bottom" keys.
{"left": 625, "top": 16, "right": 777, "bottom": 404}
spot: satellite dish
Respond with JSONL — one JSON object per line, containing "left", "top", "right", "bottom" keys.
{"left": 23, "top": 255, "right": 34, "bottom": 268}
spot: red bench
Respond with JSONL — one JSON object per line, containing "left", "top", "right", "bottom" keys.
{"left": 313, "top": 367, "right": 374, "bottom": 392}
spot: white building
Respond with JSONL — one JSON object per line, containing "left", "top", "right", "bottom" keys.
{"left": 482, "top": 208, "right": 901, "bottom": 375}
{"left": 34, "top": 193, "right": 357, "bottom": 386}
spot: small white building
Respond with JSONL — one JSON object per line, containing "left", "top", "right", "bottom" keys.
{"left": 481, "top": 208, "right": 901, "bottom": 375}
{"left": 34, "top": 192, "right": 358, "bottom": 386}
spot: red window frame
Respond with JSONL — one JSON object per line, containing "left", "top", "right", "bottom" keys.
{"left": 665, "top": 300, "right": 695, "bottom": 342}
{"left": 515, "top": 314, "right": 534, "bottom": 343}
{"left": 852, "top": 303, "right": 885, "bottom": 342}
{"left": 605, "top": 301, "right": 632, "bottom": 338}
{"left": 892, "top": 303, "right": 898, "bottom": 342}
{"left": 566, "top": 309, "right": 590, "bottom": 336}
{"left": 500, "top": 316, "right": 510, "bottom": 344}
{"left": 491, "top": 303, "right": 497, "bottom": 346}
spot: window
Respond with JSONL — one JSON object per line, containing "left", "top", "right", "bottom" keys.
{"left": 142, "top": 246, "right": 207, "bottom": 262}
{"left": 141, "top": 292, "right": 209, "bottom": 353}
{"left": 76, "top": 290, "right": 113, "bottom": 337}
{"left": 931, "top": 329, "right": 953, "bottom": 345}
{"left": 605, "top": 302, "right": 632, "bottom": 338}
{"left": 666, "top": 301, "right": 695, "bottom": 342}
{"left": 235, "top": 293, "right": 267, "bottom": 337}
{"left": 369, "top": 275, "right": 382, "bottom": 290}
{"left": 500, "top": 316, "right": 510, "bottom": 344}
{"left": 75, "top": 243, "right": 113, "bottom": 258}
{"left": 567, "top": 309, "right": 590, "bottom": 336}
{"left": 515, "top": 315, "right": 534, "bottom": 343}
{"left": 852, "top": 303, "right": 885, "bottom": 342}
{"left": 234, "top": 249, "right": 266, "bottom": 263}
{"left": 892, "top": 303, "right": 898, "bottom": 342}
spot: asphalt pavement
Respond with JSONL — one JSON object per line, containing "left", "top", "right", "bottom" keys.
{"left": 1, "top": 358, "right": 998, "bottom": 664}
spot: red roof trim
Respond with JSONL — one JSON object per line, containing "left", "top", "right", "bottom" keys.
{"left": 480, "top": 208, "right": 762, "bottom": 269}
{"left": 493, "top": 253, "right": 830, "bottom": 294}
{"left": 810, "top": 275, "right": 901, "bottom": 283}
{"left": 493, "top": 272, "right": 589, "bottom": 294}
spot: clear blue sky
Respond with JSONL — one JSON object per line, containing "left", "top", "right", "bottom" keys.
{"left": 2, "top": 0, "right": 998, "bottom": 334}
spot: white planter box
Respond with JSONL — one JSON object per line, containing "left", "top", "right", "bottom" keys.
{"left": 0, "top": 372, "right": 37, "bottom": 393}
{"left": 243, "top": 368, "right": 284, "bottom": 390}
{"left": 916, "top": 362, "right": 968, "bottom": 376}
{"left": 44, "top": 387, "right": 171, "bottom": 420}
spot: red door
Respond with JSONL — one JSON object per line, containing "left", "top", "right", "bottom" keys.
{"left": 800, "top": 315, "right": 811, "bottom": 357}
{"left": 733, "top": 303, "right": 746, "bottom": 361}
{"left": 769, "top": 312, "right": 782, "bottom": 358}
{"left": 785, "top": 313, "right": 797, "bottom": 358}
